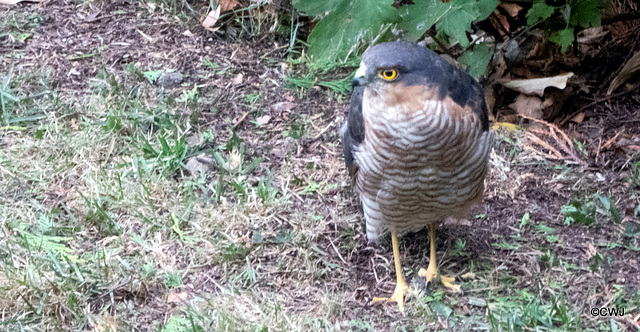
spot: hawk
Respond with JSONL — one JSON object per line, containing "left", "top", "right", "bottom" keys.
{"left": 341, "top": 42, "right": 492, "bottom": 314}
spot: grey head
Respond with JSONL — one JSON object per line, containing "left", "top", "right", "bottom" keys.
{"left": 352, "top": 41, "right": 487, "bottom": 117}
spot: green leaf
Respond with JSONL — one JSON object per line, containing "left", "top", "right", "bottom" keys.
{"left": 549, "top": 27, "right": 574, "bottom": 53}
{"left": 431, "top": 300, "right": 453, "bottom": 320}
{"left": 527, "top": 2, "right": 555, "bottom": 25}
{"left": 594, "top": 194, "right": 622, "bottom": 224}
{"left": 570, "top": 0, "right": 603, "bottom": 28}
{"left": 458, "top": 42, "right": 493, "bottom": 79}
{"left": 292, "top": 0, "right": 337, "bottom": 16}
{"left": 306, "top": 0, "right": 400, "bottom": 64}
{"left": 399, "top": 0, "right": 498, "bottom": 42}
{"left": 476, "top": 0, "right": 499, "bottom": 20}
{"left": 561, "top": 201, "right": 596, "bottom": 225}
{"left": 143, "top": 70, "right": 162, "bottom": 83}
{"left": 436, "top": 0, "right": 479, "bottom": 47}
{"left": 17, "top": 32, "right": 33, "bottom": 43}
{"left": 623, "top": 222, "right": 640, "bottom": 238}
{"left": 398, "top": 0, "right": 451, "bottom": 41}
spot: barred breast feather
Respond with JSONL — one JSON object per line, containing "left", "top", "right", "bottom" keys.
{"left": 353, "top": 84, "right": 493, "bottom": 241}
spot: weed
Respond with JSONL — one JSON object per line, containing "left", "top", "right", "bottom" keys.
{"left": 487, "top": 293, "right": 582, "bottom": 331}
{"left": 285, "top": 73, "right": 352, "bottom": 95}
{"left": 141, "top": 129, "right": 190, "bottom": 175}
{"left": 283, "top": 120, "right": 305, "bottom": 140}
{"left": 161, "top": 315, "right": 193, "bottom": 332}
{"left": 562, "top": 193, "right": 622, "bottom": 226}
{"left": 163, "top": 271, "right": 183, "bottom": 289}
{"left": 0, "top": 10, "right": 43, "bottom": 47}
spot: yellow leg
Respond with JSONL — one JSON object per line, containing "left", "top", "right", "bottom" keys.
{"left": 418, "top": 223, "right": 461, "bottom": 293}
{"left": 371, "top": 230, "right": 409, "bottom": 315}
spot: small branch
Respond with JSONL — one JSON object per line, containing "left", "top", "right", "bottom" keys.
{"left": 602, "top": 12, "right": 640, "bottom": 25}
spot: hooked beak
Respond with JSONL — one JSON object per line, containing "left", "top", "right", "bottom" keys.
{"left": 352, "top": 64, "right": 367, "bottom": 88}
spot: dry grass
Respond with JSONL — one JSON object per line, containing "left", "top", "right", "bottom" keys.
{"left": 1, "top": 1, "right": 640, "bottom": 331}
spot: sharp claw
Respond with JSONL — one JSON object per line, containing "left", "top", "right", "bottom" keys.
{"left": 420, "top": 267, "right": 463, "bottom": 293}
{"left": 370, "top": 282, "right": 409, "bottom": 315}
{"left": 441, "top": 275, "right": 462, "bottom": 293}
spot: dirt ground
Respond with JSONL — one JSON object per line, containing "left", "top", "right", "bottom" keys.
{"left": 1, "top": 1, "right": 639, "bottom": 331}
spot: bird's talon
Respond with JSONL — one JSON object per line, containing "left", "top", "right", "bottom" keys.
{"left": 418, "top": 266, "right": 438, "bottom": 284}
{"left": 441, "top": 275, "right": 462, "bottom": 293}
{"left": 370, "top": 281, "right": 409, "bottom": 315}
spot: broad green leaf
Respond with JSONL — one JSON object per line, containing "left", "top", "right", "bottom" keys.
{"left": 526, "top": 1, "right": 555, "bottom": 25}
{"left": 399, "top": 0, "right": 497, "bottom": 45}
{"left": 306, "top": 0, "right": 400, "bottom": 64}
{"left": 549, "top": 27, "right": 574, "bottom": 53}
{"left": 398, "top": 1, "right": 451, "bottom": 41}
{"left": 570, "top": 0, "right": 603, "bottom": 28}
{"left": 435, "top": 0, "right": 479, "bottom": 47}
{"left": 476, "top": 0, "right": 499, "bottom": 20}
{"left": 292, "top": 0, "right": 336, "bottom": 16}
{"left": 458, "top": 43, "right": 493, "bottom": 79}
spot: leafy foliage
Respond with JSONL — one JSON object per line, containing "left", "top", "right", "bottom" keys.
{"left": 294, "top": 0, "right": 608, "bottom": 77}
{"left": 562, "top": 193, "right": 621, "bottom": 226}
{"left": 293, "top": 0, "right": 400, "bottom": 64}
{"left": 434, "top": 0, "right": 497, "bottom": 47}
{"left": 527, "top": 0, "right": 607, "bottom": 52}
{"left": 458, "top": 43, "right": 493, "bottom": 78}
{"left": 549, "top": 27, "right": 575, "bottom": 53}
{"left": 293, "top": 0, "right": 499, "bottom": 71}
{"left": 526, "top": 2, "right": 556, "bottom": 26}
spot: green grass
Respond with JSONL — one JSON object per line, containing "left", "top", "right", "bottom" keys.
{"left": 0, "top": 56, "right": 346, "bottom": 331}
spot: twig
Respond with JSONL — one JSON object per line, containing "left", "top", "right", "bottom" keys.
{"left": 232, "top": 112, "right": 249, "bottom": 129}
{"left": 602, "top": 12, "right": 640, "bottom": 25}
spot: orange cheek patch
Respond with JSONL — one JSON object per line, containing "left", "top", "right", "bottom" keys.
{"left": 379, "top": 83, "right": 481, "bottom": 127}
{"left": 381, "top": 83, "right": 439, "bottom": 113}
{"left": 441, "top": 96, "right": 476, "bottom": 119}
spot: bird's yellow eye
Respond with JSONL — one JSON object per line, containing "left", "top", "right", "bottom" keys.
{"left": 379, "top": 69, "right": 398, "bottom": 81}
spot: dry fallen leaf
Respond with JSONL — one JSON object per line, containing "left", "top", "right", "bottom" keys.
{"left": 167, "top": 291, "right": 189, "bottom": 303}
{"left": 231, "top": 73, "right": 244, "bottom": 85}
{"left": 202, "top": 5, "right": 221, "bottom": 32}
{"left": 608, "top": 51, "right": 640, "bottom": 94}
{"left": 283, "top": 93, "right": 295, "bottom": 102}
{"left": 271, "top": 101, "right": 294, "bottom": 113}
{"left": 585, "top": 243, "right": 596, "bottom": 260}
{"left": 502, "top": 72, "right": 574, "bottom": 96}
{"left": 92, "top": 313, "right": 118, "bottom": 332}
{"left": 83, "top": 11, "right": 101, "bottom": 23}
{"left": 229, "top": 149, "right": 242, "bottom": 171}
{"left": 577, "top": 27, "right": 608, "bottom": 44}
{"left": 185, "top": 154, "right": 213, "bottom": 175}
{"left": 500, "top": 3, "right": 522, "bottom": 17}
{"left": 218, "top": 0, "right": 239, "bottom": 11}
{"left": 67, "top": 68, "right": 81, "bottom": 76}
{"left": 571, "top": 112, "right": 585, "bottom": 124}
{"left": 509, "top": 94, "right": 544, "bottom": 119}
{"left": 255, "top": 115, "right": 271, "bottom": 126}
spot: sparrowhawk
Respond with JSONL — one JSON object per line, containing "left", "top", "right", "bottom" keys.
{"left": 341, "top": 41, "right": 492, "bottom": 314}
